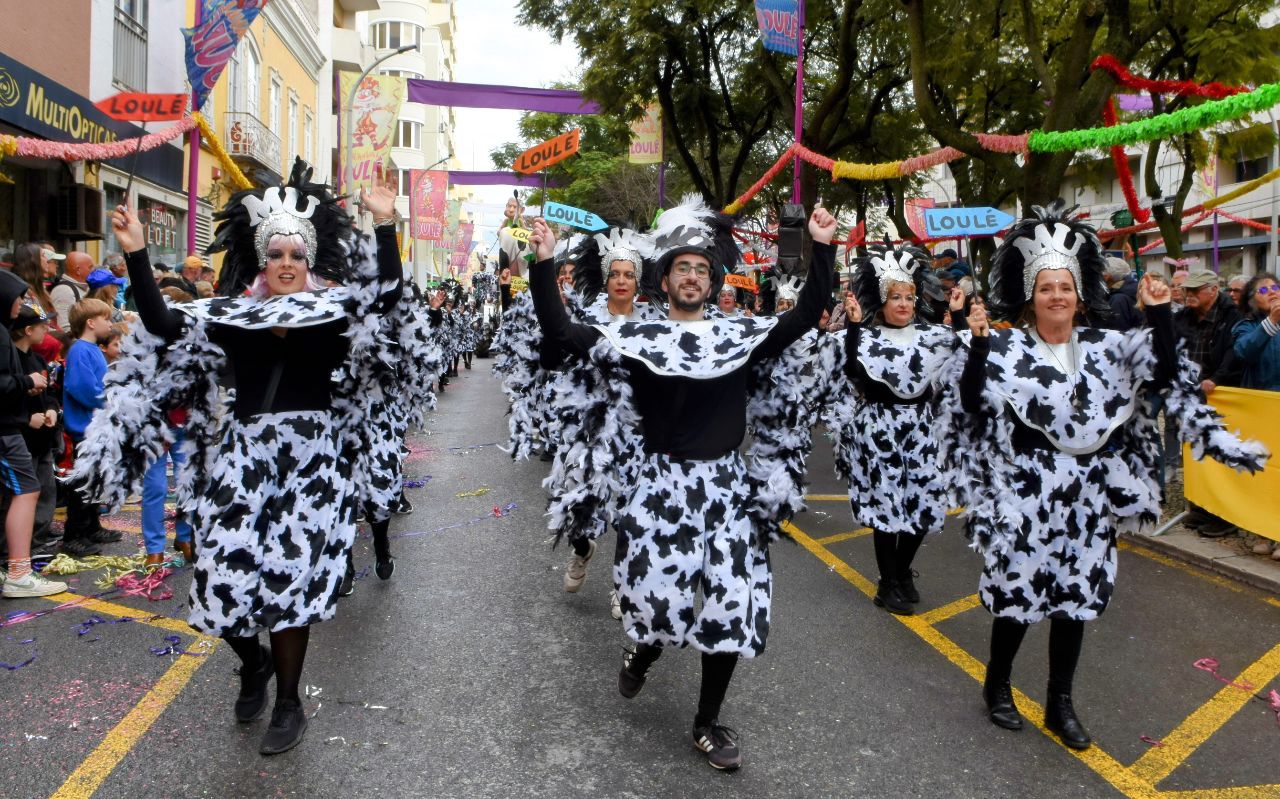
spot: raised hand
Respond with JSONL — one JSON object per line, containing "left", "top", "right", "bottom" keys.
{"left": 1139, "top": 273, "right": 1171, "bottom": 306}
{"left": 530, "top": 217, "right": 556, "bottom": 262}
{"left": 948, "top": 286, "right": 966, "bottom": 311}
{"left": 428, "top": 289, "right": 445, "bottom": 310}
{"left": 111, "top": 205, "right": 145, "bottom": 253}
{"left": 808, "top": 207, "right": 837, "bottom": 245}
{"left": 967, "top": 303, "right": 990, "bottom": 337}
{"left": 843, "top": 290, "right": 863, "bottom": 323}
{"left": 360, "top": 182, "right": 398, "bottom": 223}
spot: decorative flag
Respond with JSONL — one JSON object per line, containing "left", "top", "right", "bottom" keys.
{"left": 339, "top": 71, "right": 406, "bottom": 194}
{"left": 754, "top": 0, "right": 800, "bottom": 57}
{"left": 411, "top": 169, "right": 450, "bottom": 242}
{"left": 183, "top": 0, "right": 269, "bottom": 111}
{"left": 628, "top": 104, "right": 663, "bottom": 165}
{"left": 450, "top": 222, "right": 475, "bottom": 270}
{"left": 905, "top": 197, "right": 936, "bottom": 240}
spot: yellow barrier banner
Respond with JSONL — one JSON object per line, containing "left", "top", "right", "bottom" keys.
{"left": 1183, "top": 387, "right": 1280, "bottom": 541}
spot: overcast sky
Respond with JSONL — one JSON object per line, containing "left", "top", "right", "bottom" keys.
{"left": 453, "top": 1, "right": 580, "bottom": 215}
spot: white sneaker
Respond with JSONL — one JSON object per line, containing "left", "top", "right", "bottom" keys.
{"left": 563, "top": 540, "right": 595, "bottom": 593}
{"left": 609, "top": 590, "right": 623, "bottom": 620}
{"left": 2, "top": 572, "right": 68, "bottom": 599}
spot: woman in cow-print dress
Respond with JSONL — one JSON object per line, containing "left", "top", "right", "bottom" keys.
{"left": 941, "top": 201, "right": 1267, "bottom": 752}
{"left": 103, "top": 163, "right": 403, "bottom": 756}
{"left": 828, "top": 242, "right": 961, "bottom": 615}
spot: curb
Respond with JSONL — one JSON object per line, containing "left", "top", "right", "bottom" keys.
{"left": 1123, "top": 530, "right": 1280, "bottom": 597}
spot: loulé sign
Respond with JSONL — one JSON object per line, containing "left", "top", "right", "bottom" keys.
{"left": 754, "top": 0, "right": 800, "bottom": 57}
{"left": 923, "top": 207, "right": 1016, "bottom": 238}
{"left": 94, "top": 92, "right": 189, "bottom": 122}
{"left": 543, "top": 201, "right": 607, "bottom": 232}
{"left": 514, "top": 129, "right": 581, "bottom": 174}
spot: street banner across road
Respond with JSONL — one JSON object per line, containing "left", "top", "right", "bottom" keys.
{"left": 544, "top": 201, "right": 607, "bottom": 231}
{"left": 923, "top": 207, "right": 1016, "bottom": 238}
{"left": 1183, "top": 387, "right": 1279, "bottom": 542}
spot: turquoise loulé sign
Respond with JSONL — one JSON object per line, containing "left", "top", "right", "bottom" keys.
{"left": 543, "top": 201, "right": 608, "bottom": 232}
{"left": 923, "top": 207, "right": 1016, "bottom": 238}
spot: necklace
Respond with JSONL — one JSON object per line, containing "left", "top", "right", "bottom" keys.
{"left": 1031, "top": 329, "right": 1086, "bottom": 411}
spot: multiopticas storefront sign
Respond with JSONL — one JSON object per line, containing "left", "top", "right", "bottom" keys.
{"left": 0, "top": 50, "right": 183, "bottom": 190}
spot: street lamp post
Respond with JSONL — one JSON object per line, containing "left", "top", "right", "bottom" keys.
{"left": 343, "top": 43, "right": 418, "bottom": 209}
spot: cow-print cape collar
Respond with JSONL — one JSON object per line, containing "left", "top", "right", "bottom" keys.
{"left": 960, "top": 326, "right": 1151, "bottom": 454}
{"left": 858, "top": 323, "right": 955, "bottom": 399}
{"left": 176, "top": 288, "right": 351, "bottom": 329}
{"left": 592, "top": 314, "right": 779, "bottom": 379}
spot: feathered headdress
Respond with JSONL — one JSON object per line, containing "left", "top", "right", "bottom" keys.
{"left": 987, "top": 199, "right": 1110, "bottom": 322}
{"left": 851, "top": 240, "right": 945, "bottom": 323}
{"left": 571, "top": 227, "right": 656, "bottom": 301}
{"left": 207, "top": 157, "right": 351, "bottom": 297}
{"left": 645, "top": 194, "right": 740, "bottom": 299}
{"left": 774, "top": 275, "right": 804, "bottom": 305}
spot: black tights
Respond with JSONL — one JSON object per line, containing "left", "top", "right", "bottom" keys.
{"left": 371, "top": 517, "right": 391, "bottom": 561}
{"left": 571, "top": 537, "right": 592, "bottom": 557}
{"left": 223, "top": 625, "right": 311, "bottom": 707}
{"left": 872, "top": 530, "right": 924, "bottom": 581}
{"left": 986, "top": 617, "right": 1084, "bottom": 695}
{"left": 628, "top": 644, "right": 739, "bottom": 726}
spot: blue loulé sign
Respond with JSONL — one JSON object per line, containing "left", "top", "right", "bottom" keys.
{"left": 544, "top": 201, "right": 607, "bottom": 232}
{"left": 754, "top": 0, "right": 800, "bottom": 56}
{"left": 923, "top": 207, "right": 1016, "bottom": 238}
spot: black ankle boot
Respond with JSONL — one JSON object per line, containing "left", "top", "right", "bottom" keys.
{"left": 873, "top": 579, "right": 913, "bottom": 615}
{"left": 1044, "top": 692, "right": 1092, "bottom": 750}
{"left": 234, "top": 645, "right": 274, "bottom": 723}
{"left": 259, "top": 699, "right": 308, "bottom": 755}
{"left": 897, "top": 568, "right": 920, "bottom": 603}
{"left": 982, "top": 677, "right": 1023, "bottom": 731}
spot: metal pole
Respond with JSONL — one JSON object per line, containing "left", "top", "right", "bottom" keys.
{"left": 185, "top": 0, "right": 205, "bottom": 256}
{"left": 1270, "top": 110, "right": 1278, "bottom": 275}
{"left": 791, "top": 0, "right": 804, "bottom": 203}
{"left": 344, "top": 43, "right": 418, "bottom": 209}
{"left": 658, "top": 161, "right": 666, "bottom": 208}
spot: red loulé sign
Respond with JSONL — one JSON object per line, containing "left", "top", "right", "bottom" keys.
{"left": 514, "top": 129, "right": 581, "bottom": 174}
{"left": 94, "top": 93, "right": 189, "bottom": 122}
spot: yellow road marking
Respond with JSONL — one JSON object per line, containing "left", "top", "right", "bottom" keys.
{"left": 49, "top": 643, "right": 214, "bottom": 799}
{"left": 1157, "top": 787, "right": 1280, "bottom": 799}
{"left": 1130, "top": 640, "right": 1280, "bottom": 785}
{"left": 802, "top": 494, "right": 848, "bottom": 502}
{"left": 916, "top": 594, "right": 983, "bottom": 625}
{"left": 68, "top": 595, "right": 204, "bottom": 638}
{"left": 815, "top": 527, "right": 871, "bottom": 545}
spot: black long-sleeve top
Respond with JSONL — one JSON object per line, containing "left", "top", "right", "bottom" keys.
{"left": 126, "top": 226, "right": 402, "bottom": 421}
{"left": 959, "top": 304, "right": 1178, "bottom": 450}
{"left": 531, "top": 243, "right": 835, "bottom": 460}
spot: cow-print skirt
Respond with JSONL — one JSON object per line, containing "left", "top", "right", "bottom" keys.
{"left": 846, "top": 400, "right": 947, "bottom": 537}
{"left": 187, "top": 411, "right": 356, "bottom": 637}
{"left": 978, "top": 449, "right": 1149, "bottom": 624}
{"left": 614, "top": 452, "right": 771, "bottom": 657}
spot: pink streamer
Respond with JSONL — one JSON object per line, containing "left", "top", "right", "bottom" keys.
{"left": 1193, "top": 657, "right": 1256, "bottom": 692}
{"left": 899, "top": 147, "right": 966, "bottom": 175}
{"left": 11, "top": 118, "right": 196, "bottom": 162}
{"left": 1269, "top": 690, "right": 1280, "bottom": 727}
{"left": 115, "top": 567, "right": 174, "bottom": 602}
{"left": 974, "top": 133, "right": 1031, "bottom": 154}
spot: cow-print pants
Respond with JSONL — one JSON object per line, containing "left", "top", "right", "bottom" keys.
{"left": 614, "top": 452, "right": 771, "bottom": 657}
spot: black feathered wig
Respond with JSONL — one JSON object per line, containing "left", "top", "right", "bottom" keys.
{"left": 850, "top": 240, "right": 945, "bottom": 324}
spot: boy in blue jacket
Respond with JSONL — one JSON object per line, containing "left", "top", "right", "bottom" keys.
{"left": 62, "top": 298, "right": 118, "bottom": 555}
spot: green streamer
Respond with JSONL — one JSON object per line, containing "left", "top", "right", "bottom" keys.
{"left": 1029, "top": 83, "right": 1280, "bottom": 153}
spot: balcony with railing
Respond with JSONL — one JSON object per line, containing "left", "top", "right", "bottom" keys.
{"left": 226, "top": 112, "right": 283, "bottom": 184}
{"left": 112, "top": 6, "right": 147, "bottom": 91}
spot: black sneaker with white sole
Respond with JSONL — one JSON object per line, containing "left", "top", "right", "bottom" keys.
{"left": 393, "top": 496, "right": 413, "bottom": 515}
{"left": 618, "top": 648, "right": 652, "bottom": 698}
{"left": 692, "top": 720, "right": 742, "bottom": 771}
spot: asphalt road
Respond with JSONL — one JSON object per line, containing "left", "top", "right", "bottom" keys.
{"left": 5, "top": 355, "right": 1279, "bottom": 799}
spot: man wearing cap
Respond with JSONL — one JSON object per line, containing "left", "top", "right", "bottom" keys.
{"left": 38, "top": 246, "right": 64, "bottom": 283}
{"left": 1104, "top": 256, "right": 1142, "bottom": 332}
{"left": 49, "top": 252, "right": 93, "bottom": 330}
{"left": 1174, "top": 269, "right": 1243, "bottom": 537}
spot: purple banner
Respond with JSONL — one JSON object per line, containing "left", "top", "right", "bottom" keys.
{"left": 184, "top": 0, "right": 269, "bottom": 110}
{"left": 447, "top": 171, "right": 563, "bottom": 188}
{"left": 1117, "top": 94, "right": 1155, "bottom": 112}
{"left": 754, "top": 0, "right": 800, "bottom": 57}
{"left": 406, "top": 79, "right": 600, "bottom": 115}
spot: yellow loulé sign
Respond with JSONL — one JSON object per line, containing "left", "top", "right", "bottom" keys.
{"left": 1182, "top": 386, "right": 1279, "bottom": 542}
{"left": 628, "top": 104, "right": 663, "bottom": 165}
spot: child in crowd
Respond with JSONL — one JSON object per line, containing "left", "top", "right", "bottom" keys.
{"left": 98, "top": 325, "right": 124, "bottom": 364}
{"left": 61, "top": 298, "right": 118, "bottom": 556}
{"left": 9, "top": 304, "right": 62, "bottom": 559}
{"left": 0, "top": 271, "right": 67, "bottom": 597}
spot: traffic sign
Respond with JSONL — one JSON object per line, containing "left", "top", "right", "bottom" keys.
{"left": 923, "top": 207, "right": 1016, "bottom": 238}
{"left": 543, "top": 201, "right": 606, "bottom": 231}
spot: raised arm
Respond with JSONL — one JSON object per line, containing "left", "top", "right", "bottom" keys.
{"left": 111, "top": 204, "right": 184, "bottom": 341}
{"left": 959, "top": 302, "right": 991, "bottom": 414}
{"left": 752, "top": 208, "right": 838, "bottom": 363}
{"left": 362, "top": 184, "right": 404, "bottom": 315}
{"left": 1138, "top": 274, "right": 1176, "bottom": 390}
{"left": 528, "top": 218, "right": 601, "bottom": 358}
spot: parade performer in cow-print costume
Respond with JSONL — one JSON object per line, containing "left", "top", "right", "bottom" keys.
{"left": 937, "top": 200, "right": 1268, "bottom": 750}
{"left": 527, "top": 196, "right": 836, "bottom": 771}
{"left": 828, "top": 242, "right": 962, "bottom": 615}
{"left": 74, "top": 160, "right": 405, "bottom": 756}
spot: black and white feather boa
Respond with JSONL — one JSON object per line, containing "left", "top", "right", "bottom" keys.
{"left": 491, "top": 290, "right": 547, "bottom": 460}
{"left": 69, "top": 232, "right": 405, "bottom": 513}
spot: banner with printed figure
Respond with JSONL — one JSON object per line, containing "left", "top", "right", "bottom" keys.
{"left": 628, "top": 104, "right": 663, "bottom": 165}
{"left": 410, "top": 169, "right": 449, "bottom": 242}
{"left": 450, "top": 222, "right": 475, "bottom": 270}
{"left": 339, "top": 71, "right": 405, "bottom": 194}
{"left": 1183, "top": 387, "right": 1280, "bottom": 541}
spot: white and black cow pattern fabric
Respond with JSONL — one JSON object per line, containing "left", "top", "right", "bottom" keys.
{"left": 187, "top": 411, "right": 354, "bottom": 636}
{"left": 827, "top": 324, "right": 957, "bottom": 536}
{"left": 457, "top": 309, "right": 478, "bottom": 353}
{"left": 934, "top": 326, "right": 1267, "bottom": 623}
{"left": 614, "top": 452, "right": 772, "bottom": 657}
{"left": 491, "top": 291, "right": 548, "bottom": 460}
{"left": 591, "top": 315, "right": 779, "bottom": 378}
{"left": 177, "top": 289, "right": 351, "bottom": 329}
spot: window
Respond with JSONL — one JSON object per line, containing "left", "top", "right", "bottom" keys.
{"left": 112, "top": 0, "right": 148, "bottom": 91}
{"left": 371, "top": 21, "right": 422, "bottom": 50}
{"left": 268, "top": 75, "right": 282, "bottom": 132}
{"left": 242, "top": 38, "right": 260, "bottom": 118}
{"left": 304, "top": 108, "right": 315, "bottom": 166}
{"left": 1236, "top": 155, "right": 1271, "bottom": 184}
{"left": 379, "top": 68, "right": 424, "bottom": 80}
{"left": 397, "top": 169, "right": 412, "bottom": 197}
{"left": 227, "top": 47, "right": 241, "bottom": 113}
{"left": 287, "top": 95, "right": 299, "bottom": 165}
{"left": 393, "top": 120, "right": 421, "bottom": 150}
